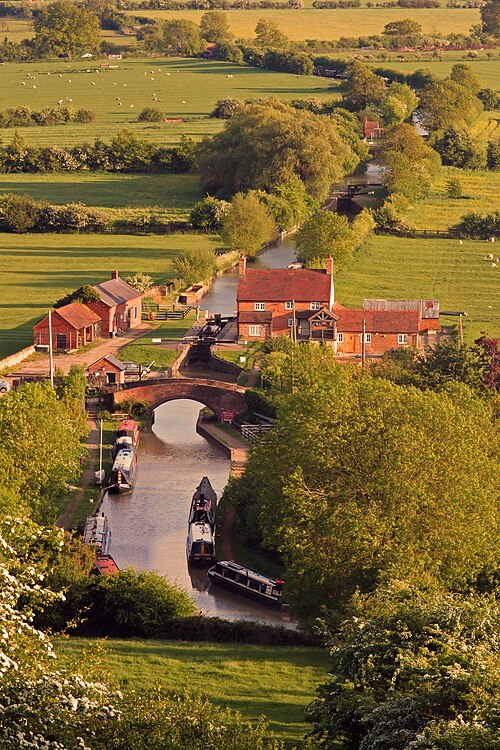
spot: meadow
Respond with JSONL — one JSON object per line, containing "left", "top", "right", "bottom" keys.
{"left": 337, "top": 235, "right": 500, "bottom": 341}
{"left": 0, "top": 58, "right": 334, "bottom": 146}
{"left": 0, "top": 173, "right": 202, "bottom": 222}
{"left": 0, "top": 232, "right": 222, "bottom": 358}
{"left": 57, "top": 638, "right": 330, "bottom": 747}
{"left": 365, "top": 57, "right": 500, "bottom": 90}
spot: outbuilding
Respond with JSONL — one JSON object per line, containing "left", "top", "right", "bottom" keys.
{"left": 87, "top": 354, "right": 127, "bottom": 385}
{"left": 33, "top": 303, "right": 101, "bottom": 352}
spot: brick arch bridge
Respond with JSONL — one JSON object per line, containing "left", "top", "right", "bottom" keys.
{"left": 112, "top": 378, "right": 247, "bottom": 419}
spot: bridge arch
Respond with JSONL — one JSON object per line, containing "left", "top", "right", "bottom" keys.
{"left": 112, "top": 378, "right": 247, "bottom": 419}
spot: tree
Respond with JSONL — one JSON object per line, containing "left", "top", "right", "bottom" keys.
{"left": 433, "top": 127, "right": 486, "bottom": 169}
{"left": 55, "top": 283, "right": 100, "bottom": 308}
{"left": 33, "top": 0, "right": 101, "bottom": 59}
{"left": 198, "top": 99, "right": 357, "bottom": 201}
{"left": 383, "top": 18, "right": 422, "bottom": 46}
{"left": 124, "top": 272, "right": 154, "bottom": 293}
{"left": 450, "top": 62, "right": 481, "bottom": 94}
{"left": 254, "top": 18, "right": 288, "bottom": 48}
{"left": 221, "top": 192, "right": 276, "bottom": 257}
{"left": 173, "top": 246, "right": 217, "bottom": 284}
{"left": 138, "top": 106, "right": 163, "bottom": 122}
{"left": 210, "top": 97, "right": 244, "bottom": 119}
{"left": 295, "top": 211, "right": 353, "bottom": 269}
{"left": 487, "top": 140, "right": 500, "bottom": 170}
{"left": 162, "top": 18, "right": 203, "bottom": 56}
{"left": 341, "top": 62, "right": 387, "bottom": 111}
{"left": 189, "top": 195, "right": 230, "bottom": 230}
{"left": 446, "top": 176, "right": 463, "bottom": 199}
{"left": 416, "top": 339, "right": 491, "bottom": 390}
{"left": 308, "top": 583, "right": 500, "bottom": 750}
{"left": 480, "top": 0, "right": 500, "bottom": 37}
{"left": 380, "top": 123, "right": 440, "bottom": 200}
{"left": 373, "top": 192, "right": 413, "bottom": 231}
{"left": 380, "top": 81, "right": 418, "bottom": 125}
{"left": 419, "top": 79, "right": 483, "bottom": 132}
{"left": 200, "top": 10, "right": 232, "bottom": 43}
{"left": 478, "top": 87, "right": 500, "bottom": 110}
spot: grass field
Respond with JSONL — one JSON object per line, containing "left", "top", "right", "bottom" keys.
{"left": 402, "top": 168, "right": 500, "bottom": 232}
{"left": 472, "top": 109, "right": 500, "bottom": 140}
{"left": 337, "top": 235, "right": 500, "bottom": 341}
{"left": 125, "top": 8, "right": 479, "bottom": 41}
{"left": 56, "top": 638, "right": 330, "bottom": 747}
{"left": 0, "top": 58, "right": 333, "bottom": 146}
{"left": 118, "top": 312, "right": 197, "bottom": 368}
{"left": 0, "top": 232, "right": 222, "bottom": 359}
{"left": 0, "top": 173, "right": 202, "bottom": 222}
{"left": 365, "top": 58, "right": 500, "bottom": 90}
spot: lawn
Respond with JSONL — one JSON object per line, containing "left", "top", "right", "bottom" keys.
{"left": 0, "top": 233, "right": 222, "bottom": 359}
{"left": 402, "top": 168, "right": 500, "bottom": 232}
{"left": 0, "top": 58, "right": 334, "bottom": 146}
{"left": 0, "top": 173, "right": 202, "bottom": 223}
{"left": 126, "top": 8, "right": 478, "bottom": 41}
{"left": 214, "top": 342, "right": 266, "bottom": 371}
{"left": 337, "top": 235, "right": 500, "bottom": 342}
{"left": 56, "top": 638, "right": 330, "bottom": 747}
{"left": 118, "top": 312, "right": 198, "bottom": 369}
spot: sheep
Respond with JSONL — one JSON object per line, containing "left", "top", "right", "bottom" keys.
{"left": 57, "top": 99, "right": 63, "bottom": 105}
{"left": 459, "top": 239, "right": 463, "bottom": 244}
{"left": 32, "top": 85, "right": 36, "bottom": 89}
{"left": 21, "top": 81, "right": 25, "bottom": 86}
{"left": 484, "top": 254, "right": 494, "bottom": 260}
{"left": 91, "top": 81, "right": 96, "bottom": 86}
{"left": 492, "top": 263, "right": 497, "bottom": 268}
{"left": 129, "top": 104, "right": 134, "bottom": 108}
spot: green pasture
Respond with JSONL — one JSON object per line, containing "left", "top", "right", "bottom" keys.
{"left": 118, "top": 312, "right": 197, "bottom": 368}
{"left": 0, "top": 232, "right": 222, "bottom": 359}
{"left": 56, "top": 638, "right": 329, "bottom": 747}
{"left": 472, "top": 109, "right": 500, "bottom": 140}
{"left": 125, "top": 8, "right": 478, "bottom": 41}
{"left": 365, "top": 57, "right": 500, "bottom": 90}
{"left": 0, "top": 173, "right": 202, "bottom": 223}
{"left": 337, "top": 235, "right": 500, "bottom": 342}
{"left": 0, "top": 58, "right": 333, "bottom": 146}
{"left": 401, "top": 168, "right": 500, "bottom": 232}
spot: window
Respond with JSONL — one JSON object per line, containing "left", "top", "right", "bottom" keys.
{"left": 337, "top": 332, "right": 344, "bottom": 343}
{"left": 133, "top": 307, "right": 137, "bottom": 319}
{"left": 310, "top": 302, "right": 321, "bottom": 310}
{"left": 248, "top": 325, "right": 262, "bottom": 337}
{"left": 360, "top": 333, "right": 372, "bottom": 344}
{"left": 288, "top": 318, "right": 294, "bottom": 327}
{"left": 254, "top": 302, "right": 265, "bottom": 311}
{"left": 285, "top": 301, "right": 293, "bottom": 310}
{"left": 398, "top": 334, "right": 408, "bottom": 345}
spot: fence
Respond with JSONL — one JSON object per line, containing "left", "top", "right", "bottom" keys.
{"left": 240, "top": 423, "right": 273, "bottom": 442}
{"left": 376, "top": 228, "right": 461, "bottom": 239}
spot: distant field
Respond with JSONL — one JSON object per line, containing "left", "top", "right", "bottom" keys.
{"left": 472, "top": 110, "right": 500, "bottom": 140}
{"left": 57, "top": 638, "right": 330, "bottom": 747}
{"left": 0, "top": 58, "right": 333, "bottom": 146}
{"left": 0, "top": 173, "right": 202, "bottom": 222}
{"left": 126, "top": 8, "right": 479, "bottom": 41}
{"left": 0, "top": 232, "right": 223, "bottom": 358}
{"left": 366, "top": 58, "right": 500, "bottom": 90}
{"left": 337, "top": 235, "right": 500, "bottom": 342}
{"left": 402, "top": 169, "right": 500, "bottom": 232}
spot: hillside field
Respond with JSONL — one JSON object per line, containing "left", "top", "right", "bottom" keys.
{"left": 0, "top": 58, "right": 334, "bottom": 146}
{"left": 337, "top": 235, "right": 500, "bottom": 342}
{"left": 57, "top": 638, "right": 330, "bottom": 748}
{"left": 0, "top": 232, "right": 222, "bottom": 359}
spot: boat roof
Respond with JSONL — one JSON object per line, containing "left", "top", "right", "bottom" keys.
{"left": 188, "top": 522, "right": 214, "bottom": 542}
{"left": 215, "top": 560, "right": 283, "bottom": 585}
{"left": 112, "top": 447, "right": 135, "bottom": 471}
{"left": 95, "top": 555, "right": 119, "bottom": 575}
{"left": 117, "top": 419, "right": 138, "bottom": 432}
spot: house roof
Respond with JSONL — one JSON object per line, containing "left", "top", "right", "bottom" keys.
{"left": 296, "top": 308, "right": 339, "bottom": 321}
{"left": 238, "top": 311, "right": 274, "bottom": 324}
{"left": 238, "top": 269, "right": 332, "bottom": 303}
{"left": 54, "top": 303, "right": 101, "bottom": 330}
{"left": 89, "top": 354, "right": 127, "bottom": 371}
{"left": 93, "top": 277, "right": 141, "bottom": 307}
{"left": 335, "top": 306, "right": 420, "bottom": 334}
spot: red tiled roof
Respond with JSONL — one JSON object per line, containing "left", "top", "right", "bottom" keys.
{"left": 336, "top": 307, "right": 420, "bottom": 334}
{"left": 238, "top": 269, "right": 332, "bottom": 302}
{"left": 54, "top": 303, "right": 101, "bottom": 330}
{"left": 238, "top": 311, "right": 274, "bottom": 324}
{"left": 93, "top": 277, "right": 141, "bottom": 307}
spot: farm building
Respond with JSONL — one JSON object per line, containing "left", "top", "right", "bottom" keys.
{"left": 33, "top": 303, "right": 101, "bottom": 352}
{"left": 87, "top": 354, "right": 127, "bottom": 385}
{"left": 88, "top": 271, "right": 142, "bottom": 337}
{"left": 363, "top": 117, "right": 386, "bottom": 140}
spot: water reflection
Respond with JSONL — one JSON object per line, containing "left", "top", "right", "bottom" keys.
{"left": 100, "top": 400, "right": 294, "bottom": 625}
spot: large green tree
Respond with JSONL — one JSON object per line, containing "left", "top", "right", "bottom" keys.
{"left": 221, "top": 192, "right": 277, "bottom": 257}
{"left": 200, "top": 10, "right": 232, "bottom": 43}
{"left": 254, "top": 18, "right": 288, "bottom": 48}
{"left": 341, "top": 61, "right": 387, "bottom": 111}
{"left": 419, "top": 79, "right": 483, "bottom": 132}
{"left": 433, "top": 126, "right": 486, "bottom": 169}
{"left": 380, "top": 122, "right": 441, "bottom": 199}
{"left": 480, "top": 0, "right": 500, "bottom": 37}
{"left": 198, "top": 99, "right": 357, "bottom": 200}
{"left": 162, "top": 18, "right": 203, "bottom": 56}
{"left": 226, "top": 346, "right": 498, "bottom": 616}
{"left": 33, "top": 0, "right": 101, "bottom": 59}
{"left": 380, "top": 81, "right": 418, "bottom": 125}
{"left": 295, "top": 211, "right": 353, "bottom": 269}
{"left": 450, "top": 63, "right": 482, "bottom": 94}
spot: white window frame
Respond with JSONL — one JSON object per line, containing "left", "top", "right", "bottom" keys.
{"left": 254, "top": 302, "right": 265, "bottom": 311}
{"left": 248, "top": 324, "right": 262, "bottom": 337}
{"left": 287, "top": 318, "right": 294, "bottom": 327}
{"left": 398, "top": 333, "right": 408, "bottom": 345}
{"left": 360, "top": 333, "right": 372, "bottom": 344}
{"left": 310, "top": 302, "right": 321, "bottom": 310}
{"left": 285, "top": 301, "right": 293, "bottom": 310}
{"left": 337, "top": 332, "right": 344, "bottom": 343}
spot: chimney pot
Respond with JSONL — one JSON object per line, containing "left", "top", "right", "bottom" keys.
{"left": 238, "top": 254, "right": 247, "bottom": 276}
{"left": 326, "top": 254, "right": 333, "bottom": 276}
{"left": 111, "top": 270, "right": 119, "bottom": 280}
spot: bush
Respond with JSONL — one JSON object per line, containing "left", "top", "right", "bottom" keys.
{"left": 487, "top": 140, "right": 500, "bottom": 170}
{"left": 55, "top": 284, "right": 101, "bottom": 308}
{"left": 210, "top": 97, "right": 244, "bottom": 119}
{"left": 446, "top": 177, "right": 464, "bottom": 199}
{"left": 174, "top": 246, "right": 217, "bottom": 285}
{"left": 477, "top": 87, "right": 500, "bottom": 109}
{"left": 373, "top": 192, "right": 413, "bottom": 232}
{"left": 433, "top": 127, "right": 486, "bottom": 170}
{"left": 119, "top": 399, "right": 149, "bottom": 418}
{"left": 450, "top": 210, "right": 500, "bottom": 238}
{"left": 189, "top": 195, "right": 230, "bottom": 230}
{"left": 0, "top": 193, "right": 41, "bottom": 232}
{"left": 138, "top": 106, "right": 164, "bottom": 122}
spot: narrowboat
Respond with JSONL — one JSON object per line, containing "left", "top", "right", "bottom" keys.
{"left": 108, "top": 445, "right": 137, "bottom": 494}
{"left": 111, "top": 434, "right": 133, "bottom": 459}
{"left": 82, "top": 513, "right": 111, "bottom": 555}
{"left": 188, "top": 476, "right": 217, "bottom": 528}
{"left": 186, "top": 522, "right": 216, "bottom": 565}
{"left": 114, "top": 419, "right": 140, "bottom": 448}
{"left": 207, "top": 561, "right": 285, "bottom": 609}
{"left": 94, "top": 554, "right": 120, "bottom": 575}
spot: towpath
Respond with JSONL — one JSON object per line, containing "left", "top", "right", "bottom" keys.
{"left": 56, "top": 417, "right": 99, "bottom": 529}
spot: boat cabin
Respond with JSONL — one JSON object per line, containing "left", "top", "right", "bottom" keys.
{"left": 108, "top": 445, "right": 137, "bottom": 494}
{"left": 94, "top": 554, "right": 120, "bottom": 575}
{"left": 187, "top": 522, "right": 215, "bottom": 564}
{"left": 115, "top": 419, "right": 139, "bottom": 447}
{"left": 82, "top": 514, "right": 111, "bottom": 555}
{"left": 208, "top": 560, "right": 284, "bottom": 608}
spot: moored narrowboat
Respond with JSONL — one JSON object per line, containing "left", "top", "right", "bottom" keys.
{"left": 208, "top": 561, "right": 285, "bottom": 609}
{"left": 114, "top": 419, "right": 139, "bottom": 448}
{"left": 108, "top": 445, "right": 137, "bottom": 494}
{"left": 186, "top": 522, "right": 216, "bottom": 565}
{"left": 82, "top": 513, "right": 111, "bottom": 555}
{"left": 94, "top": 554, "right": 120, "bottom": 575}
{"left": 188, "top": 476, "right": 217, "bottom": 528}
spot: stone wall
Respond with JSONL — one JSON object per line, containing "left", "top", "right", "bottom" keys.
{"left": 0, "top": 345, "right": 35, "bottom": 372}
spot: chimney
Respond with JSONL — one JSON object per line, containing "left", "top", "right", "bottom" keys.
{"left": 326, "top": 254, "right": 333, "bottom": 276}
{"left": 238, "top": 254, "right": 247, "bottom": 276}
{"left": 111, "top": 270, "right": 119, "bottom": 280}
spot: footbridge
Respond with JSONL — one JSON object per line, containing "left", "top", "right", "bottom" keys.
{"left": 112, "top": 377, "right": 247, "bottom": 419}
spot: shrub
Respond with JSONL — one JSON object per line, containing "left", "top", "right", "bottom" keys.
{"left": 55, "top": 284, "right": 101, "bottom": 308}
{"left": 433, "top": 127, "right": 486, "bottom": 170}
{"left": 477, "top": 87, "right": 500, "bottom": 110}
{"left": 210, "top": 97, "right": 244, "bottom": 119}
{"left": 138, "top": 106, "right": 164, "bottom": 122}
{"left": 189, "top": 195, "right": 230, "bottom": 230}
{"left": 0, "top": 193, "right": 41, "bottom": 232}
{"left": 450, "top": 210, "right": 500, "bottom": 238}
{"left": 174, "top": 246, "right": 217, "bottom": 285}
{"left": 119, "top": 399, "right": 149, "bottom": 418}
{"left": 373, "top": 192, "right": 413, "bottom": 231}
{"left": 487, "top": 140, "right": 500, "bottom": 170}
{"left": 446, "top": 177, "right": 464, "bottom": 199}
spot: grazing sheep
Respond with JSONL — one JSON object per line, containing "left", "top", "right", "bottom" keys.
{"left": 32, "top": 85, "right": 36, "bottom": 89}
{"left": 21, "top": 81, "right": 25, "bottom": 85}
{"left": 485, "top": 254, "right": 494, "bottom": 260}
{"left": 129, "top": 104, "right": 134, "bottom": 108}
{"left": 459, "top": 239, "right": 463, "bottom": 244}
{"left": 492, "top": 263, "right": 497, "bottom": 268}
{"left": 91, "top": 82, "right": 96, "bottom": 86}
{"left": 57, "top": 99, "right": 63, "bottom": 104}
{"left": 182, "top": 100, "right": 186, "bottom": 103}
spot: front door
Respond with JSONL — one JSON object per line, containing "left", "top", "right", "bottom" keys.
{"left": 107, "top": 371, "right": 117, "bottom": 384}
{"left": 56, "top": 333, "right": 67, "bottom": 350}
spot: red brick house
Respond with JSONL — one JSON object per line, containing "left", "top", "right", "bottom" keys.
{"left": 33, "top": 303, "right": 101, "bottom": 351}
{"left": 363, "top": 116, "right": 386, "bottom": 140}
{"left": 333, "top": 305, "right": 421, "bottom": 355}
{"left": 88, "top": 271, "right": 142, "bottom": 337}
{"left": 87, "top": 354, "right": 127, "bottom": 385}
{"left": 237, "top": 255, "right": 335, "bottom": 341}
